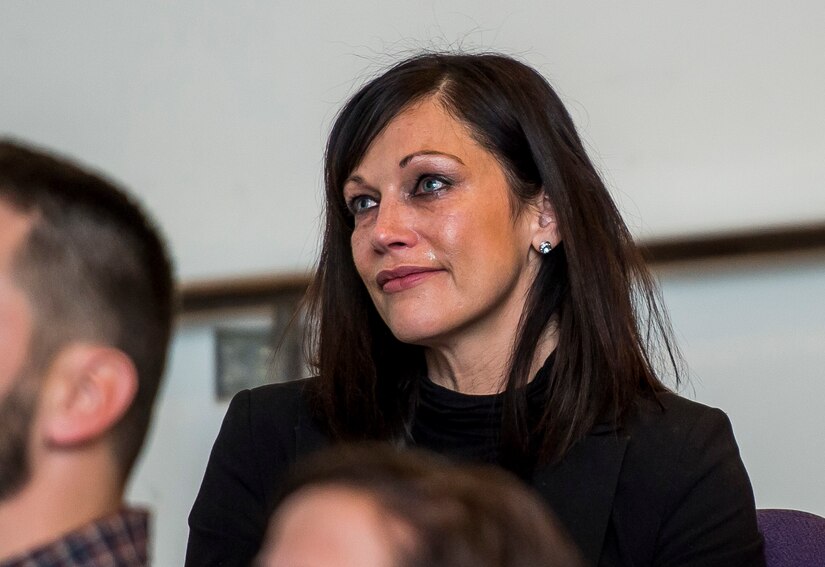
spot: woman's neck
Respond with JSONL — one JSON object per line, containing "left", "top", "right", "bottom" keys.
{"left": 424, "top": 318, "right": 558, "bottom": 395}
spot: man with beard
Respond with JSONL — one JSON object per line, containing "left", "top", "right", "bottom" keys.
{"left": 0, "top": 140, "right": 174, "bottom": 566}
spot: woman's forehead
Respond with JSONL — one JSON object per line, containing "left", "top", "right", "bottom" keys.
{"left": 348, "top": 99, "right": 487, "bottom": 177}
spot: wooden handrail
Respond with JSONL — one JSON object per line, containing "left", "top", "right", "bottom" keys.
{"left": 640, "top": 222, "right": 825, "bottom": 265}
{"left": 179, "top": 273, "right": 311, "bottom": 313}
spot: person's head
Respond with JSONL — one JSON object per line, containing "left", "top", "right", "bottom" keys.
{"left": 257, "top": 444, "right": 583, "bottom": 567}
{"left": 0, "top": 139, "right": 174, "bottom": 501}
{"left": 307, "top": 52, "right": 678, "bottom": 467}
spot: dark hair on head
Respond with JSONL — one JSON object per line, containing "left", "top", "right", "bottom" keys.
{"left": 269, "top": 444, "right": 584, "bottom": 567}
{"left": 305, "top": 52, "right": 680, "bottom": 469}
{"left": 0, "top": 138, "right": 175, "bottom": 478}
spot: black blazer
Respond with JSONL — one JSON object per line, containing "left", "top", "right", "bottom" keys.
{"left": 186, "top": 379, "right": 764, "bottom": 566}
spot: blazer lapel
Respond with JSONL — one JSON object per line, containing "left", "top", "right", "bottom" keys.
{"left": 533, "top": 430, "right": 629, "bottom": 566}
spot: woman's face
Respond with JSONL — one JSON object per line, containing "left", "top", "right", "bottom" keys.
{"left": 344, "top": 98, "right": 550, "bottom": 348}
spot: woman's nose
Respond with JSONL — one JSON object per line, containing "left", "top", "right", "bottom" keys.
{"left": 370, "top": 198, "right": 418, "bottom": 252}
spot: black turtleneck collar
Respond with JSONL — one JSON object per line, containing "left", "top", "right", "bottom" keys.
{"left": 409, "top": 352, "right": 555, "bottom": 465}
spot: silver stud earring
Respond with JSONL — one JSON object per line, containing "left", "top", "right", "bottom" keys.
{"left": 538, "top": 241, "right": 552, "bottom": 255}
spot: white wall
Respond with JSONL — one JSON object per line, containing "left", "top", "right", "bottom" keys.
{"left": 125, "top": 326, "right": 225, "bottom": 566}
{"left": 659, "top": 256, "right": 825, "bottom": 515}
{"left": 2, "top": 2, "right": 824, "bottom": 565}
{"left": 2, "top": 2, "right": 824, "bottom": 279}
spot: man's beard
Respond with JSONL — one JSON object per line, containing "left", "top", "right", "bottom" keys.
{"left": 0, "top": 371, "right": 37, "bottom": 503}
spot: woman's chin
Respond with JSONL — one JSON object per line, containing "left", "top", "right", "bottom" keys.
{"left": 387, "top": 322, "right": 447, "bottom": 347}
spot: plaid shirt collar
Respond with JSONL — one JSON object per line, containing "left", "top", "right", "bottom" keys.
{"left": 0, "top": 508, "right": 149, "bottom": 567}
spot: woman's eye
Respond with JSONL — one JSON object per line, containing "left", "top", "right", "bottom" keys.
{"left": 418, "top": 176, "right": 449, "bottom": 194}
{"left": 348, "top": 195, "right": 378, "bottom": 214}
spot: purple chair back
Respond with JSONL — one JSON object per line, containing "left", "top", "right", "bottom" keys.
{"left": 757, "top": 508, "right": 825, "bottom": 567}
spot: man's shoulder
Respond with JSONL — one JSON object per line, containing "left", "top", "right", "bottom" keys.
{"left": 0, "top": 508, "right": 148, "bottom": 567}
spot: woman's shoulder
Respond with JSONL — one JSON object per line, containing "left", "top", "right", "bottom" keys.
{"left": 228, "top": 376, "right": 319, "bottom": 429}
{"left": 244, "top": 376, "right": 317, "bottom": 408}
{"left": 186, "top": 377, "right": 327, "bottom": 566}
{"left": 619, "top": 391, "right": 747, "bottom": 494}
{"left": 608, "top": 395, "right": 763, "bottom": 565}
{"left": 627, "top": 390, "right": 732, "bottom": 437}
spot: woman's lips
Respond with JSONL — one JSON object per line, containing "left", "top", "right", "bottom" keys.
{"left": 376, "top": 266, "right": 442, "bottom": 293}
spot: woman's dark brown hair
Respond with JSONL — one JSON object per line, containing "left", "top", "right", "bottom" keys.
{"left": 305, "top": 52, "right": 680, "bottom": 469}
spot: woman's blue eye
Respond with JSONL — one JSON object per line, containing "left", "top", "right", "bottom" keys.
{"left": 420, "top": 177, "right": 447, "bottom": 193}
{"left": 350, "top": 195, "right": 377, "bottom": 214}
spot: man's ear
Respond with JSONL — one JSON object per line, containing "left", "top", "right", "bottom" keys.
{"left": 531, "top": 193, "right": 561, "bottom": 253}
{"left": 40, "top": 344, "right": 138, "bottom": 447}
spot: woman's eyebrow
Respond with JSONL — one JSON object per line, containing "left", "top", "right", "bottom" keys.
{"left": 399, "top": 150, "right": 465, "bottom": 168}
{"left": 343, "top": 174, "right": 371, "bottom": 189}
{"left": 345, "top": 151, "right": 465, "bottom": 187}
{"left": 344, "top": 174, "right": 362, "bottom": 185}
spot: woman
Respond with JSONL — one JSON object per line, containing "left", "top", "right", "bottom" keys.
{"left": 187, "top": 53, "right": 764, "bottom": 566}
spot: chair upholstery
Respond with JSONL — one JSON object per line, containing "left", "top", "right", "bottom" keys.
{"left": 757, "top": 508, "right": 825, "bottom": 567}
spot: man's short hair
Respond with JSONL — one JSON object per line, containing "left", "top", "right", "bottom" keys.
{"left": 270, "top": 444, "right": 584, "bottom": 567}
{"left": 0, "top": 138, "right": 175, "bottom": 478}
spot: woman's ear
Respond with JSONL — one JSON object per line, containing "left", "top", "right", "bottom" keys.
{"left": 39, "top": 344, "right": 138, "bottom": 447}
{"left": 531, "top": 193, "right": 561, "bottom": 253}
